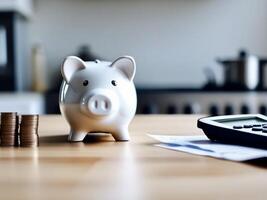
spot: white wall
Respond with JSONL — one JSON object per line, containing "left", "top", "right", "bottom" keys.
{"left": 29, "top": 0, "right": 267, "bottom": 88}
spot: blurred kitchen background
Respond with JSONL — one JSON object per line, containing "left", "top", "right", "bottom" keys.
{"left": 1, "top": 0, "right": 267, "bottom": 115}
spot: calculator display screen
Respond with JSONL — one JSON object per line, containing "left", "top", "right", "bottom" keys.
{"left": 215, "top": 117, "right": 266, "bottom": 127}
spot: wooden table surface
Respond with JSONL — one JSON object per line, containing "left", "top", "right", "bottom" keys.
{"left": 1, "top": 115, "right": 267, "bottom": 200}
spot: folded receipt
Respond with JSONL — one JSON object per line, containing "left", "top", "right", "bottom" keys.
{"left": 148, "top": 134, "right": 267, "bottom": 161}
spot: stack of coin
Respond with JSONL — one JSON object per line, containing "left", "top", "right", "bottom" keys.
{"left": 0, "top": 112, "right": 18, "bottom": 146}
{"left": 20, "top": 115, "right": 39, "bottom": 147}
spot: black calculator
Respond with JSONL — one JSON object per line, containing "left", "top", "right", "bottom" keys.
{"left": 197, "top": 114, "right": 267, "bottom": 149}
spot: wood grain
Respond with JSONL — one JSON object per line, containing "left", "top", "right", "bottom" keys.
{"left": 0, "top": 115, "right": 266, "bottom": 200}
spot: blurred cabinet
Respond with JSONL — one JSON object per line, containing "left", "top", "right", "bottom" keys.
{"left": 0, "top": 0, "right": 33, "bottom": 18}
{"left": 0, "top": 92, "right": 44, "bottom": 114}
{"left": 137, "top": 89, "right": 267, "bottom": 115}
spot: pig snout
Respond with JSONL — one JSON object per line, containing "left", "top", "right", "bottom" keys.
{"left": 88, "top": 94, "right": 112, "bottom": 115}
{"left": 81, "top": 89, "right": 119, "bottom": 117}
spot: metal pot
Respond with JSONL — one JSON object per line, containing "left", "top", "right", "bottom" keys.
{"left": 217, "top": 50, "right": 267, "bottom": 90}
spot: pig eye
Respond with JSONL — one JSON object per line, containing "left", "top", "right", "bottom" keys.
{"left": 83, "top": 80, "right": 89, "bottom": 86}
{"left": 111, "top": 80, "right": 117, "bottom": 86}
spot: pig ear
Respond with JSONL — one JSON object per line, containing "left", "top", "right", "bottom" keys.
{"left": 111, "top": 56, "right": 136, "bottom": 81}
{"left": 61, "top": 56, "right": 86, "bottom": 83}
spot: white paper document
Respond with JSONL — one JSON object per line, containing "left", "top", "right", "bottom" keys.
{"left": 148, "top": 134, "right": 267, "bottom": 161}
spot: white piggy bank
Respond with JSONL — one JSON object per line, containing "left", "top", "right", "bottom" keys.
{"left": 59, "top": 56, "right": 137, "bottom": 142}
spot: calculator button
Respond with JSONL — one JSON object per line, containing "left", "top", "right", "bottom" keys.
{"left": 252, "top": 127, "right": 262, "bottom": 131}
{"left": 253, "top": 124, "right": 261, "bottom": 127}
{"left": 243, "top": 125, "right": 253, "bottom": 128}
{"left": 262, "top": 125, "right": 267, "bottom": 128}
{"left": 233, "top": 125, "right": 242, "bottom": 129}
